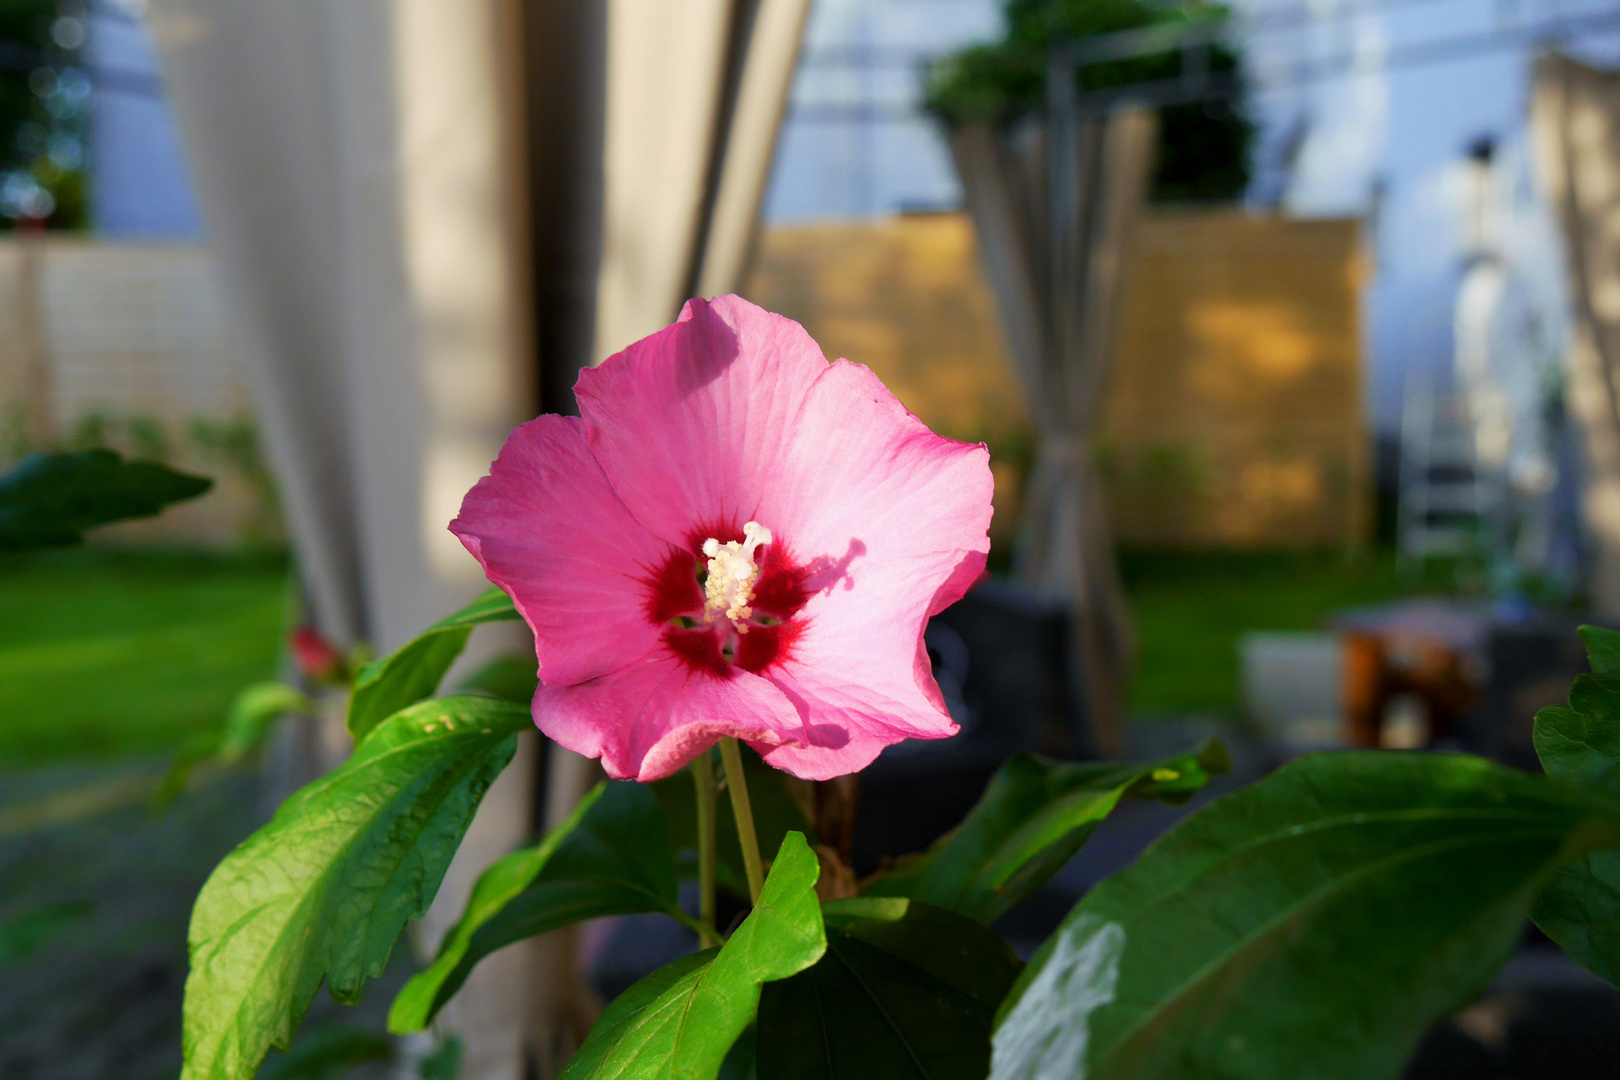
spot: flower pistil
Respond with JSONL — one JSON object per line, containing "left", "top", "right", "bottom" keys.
{"left": 701, "top": 521, "right": 772, "bottom": 631}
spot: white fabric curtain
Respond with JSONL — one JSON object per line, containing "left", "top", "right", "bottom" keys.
{"left": 147, "top": 1, "right": 808, "bottom": 1076}
{"left": 950, "top": 108, "right": 1157, "bottom": 757}
{"left": 149, "top": 3, "right": 538, "bottom": 1077}
{"left": 594, "top": 0, "right": 811, "bottom": 362}
{"left": 1532, "top": 52, "right": 1620, "bottom": 616}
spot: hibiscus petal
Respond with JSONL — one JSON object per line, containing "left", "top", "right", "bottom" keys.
{"left": 574, "top": 295, "right": 829, "bottom": 546}
{"left": 535, "top": 647, "right": 804, "bottom": 781}
{"left": 759, "top": 358, "right": 993, "bottom": 566}
{"left": 753, "top": 554, "right": 986, "bottom": 781}
{"left": 746, "top": 360, "right": 993, "bottom": 778}
{"left": 450, "top": 414, "right": 677, "bottom": 686}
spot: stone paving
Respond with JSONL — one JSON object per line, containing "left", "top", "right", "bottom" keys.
{"left": 0, "top": 763, "right": 405, "bottom": 1080}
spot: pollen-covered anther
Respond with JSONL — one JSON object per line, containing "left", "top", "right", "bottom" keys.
{"left": 701, "top": 521, "right": 772, "bottom": 632}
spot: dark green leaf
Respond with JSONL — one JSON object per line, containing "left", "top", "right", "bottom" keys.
{"left": 347, "top": 587, "right": 520, "bottom": 741}
{"left": 559, "top": 832, "right": 826, "bottom": 1080}
{"left": 719, "top": 1026, "right": 758, "bottom": 1080}
{"left": 990, "top": 751, "right": 1620, "bottom": 1080}
{"left": 390, "top": 780, "right": 687, "bottom": 1032}
{"left": 456, "top": 653, "right": 539, "bottom": 704}
{"left": 863, "top": 741, "right": 1229, "bottom": 923}
{"left": 255, "top": 1023, "right": 392, "bottom": 1080}
{"left": 1531, "top": 852, "right": 1620, "bottom": 986}
{"left": 1579, "top": 624, "right": 1620, "bottom": 674}
{"left": 0, "top": 448, "right": 211, "bottom": 552}
{"left": 0, "top": 900, "right": 94, "bottom": 963}
{"left": 1529, "top": 668, "right": 1620, "bottom": 986}
{"left": 757, "top": 897, "right": 1022, "bottom": 1080}
{"left": 651, "top": 744, "right": 816, "bottom": 897}
{"left": 1535, "top": 686, "right": 1620, "bottom": 799}
{"left": 418, "top": 1037, "right": 463, "bottom": 1080}
{"left": 182, "top": 696, "right": 531, "bottom": 1080}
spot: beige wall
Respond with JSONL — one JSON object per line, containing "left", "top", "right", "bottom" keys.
{"left": 0, "top": 238, "right": 271, "bottom": 546}
{"left": 745, "top": 209, "right": 1369, "bottom": 550}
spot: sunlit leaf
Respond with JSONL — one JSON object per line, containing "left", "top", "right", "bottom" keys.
{"left": 181, "top": 695, "right": 530, "bottom": 1080}
{"left": 347, "top": 587, "right": 519, "bottom": 741}
{"left": 559, "top": 832, "right": 825, "bottom": 1080}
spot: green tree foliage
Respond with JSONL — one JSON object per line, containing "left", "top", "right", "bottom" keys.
{"left": 924, "top": 0, "right": 1254, "bottom": 202}
{"left": 0, "top": 0, "right": 88, "bottom": 229}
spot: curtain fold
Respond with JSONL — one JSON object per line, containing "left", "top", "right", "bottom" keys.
{"left": 149, "top": 3, "right": 537, "bottom": 1078}
{"left": 950, "top": 107, "right": 1157, "bottom": 757}
{"left": 594, "top": 0, "right": 812, "bottom": 362}
{"left": 1531, "top": 52, "right": 1620, "bottom": 616}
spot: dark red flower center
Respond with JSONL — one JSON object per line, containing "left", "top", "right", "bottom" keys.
{"left": 642, "top": 519, "right": 809, "bottom": 677}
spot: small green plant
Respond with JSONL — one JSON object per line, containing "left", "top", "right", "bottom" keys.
{"left": 189, "top": 413, "right": 282, "bottom": 542}
{"left": 924, "top": 0, "right": 1254, "bottom": 203}
{"left": 168, "top": 584, "right": 1620, "bottom": 1080}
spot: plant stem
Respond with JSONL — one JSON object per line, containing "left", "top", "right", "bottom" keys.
{"left": 719, "top": 736, "right": 765, "bottom": 904}
{"left": 691, "top": 749, "right": 720, "bottom": 947}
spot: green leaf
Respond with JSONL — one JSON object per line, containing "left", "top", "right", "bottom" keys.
{"left": 1529, "top": 669, "right": 1620, "bottom": 986}
{"left": 0, "top": 448, "right": 212, "bottom": 552}
{"left": 990, "top": 751, "right": 1620, "bottom": 1080}
{"left": 719, "top": 1026, "right": 758, "bottom": 1080}
{"left": 418, "top": 1036, "right": 463, "bottom": 1080}
{"left": 390, "top": 780, "right": 687, "bottom": 1033}
{"left": 347, "top": 587, "right": 520, "bottom": 741}
{"left": 651, "top": 744, "right": 816, "bottom": 897}
{"left": 182, "top": 695, "right": 531, "bottom": 1080}
{"left": 222, "top": 683, "right": 314, "bottom": 763}
{"left": 1531, "top": 853, "right": 1620, "bottom": 986}
{"left": 255, "top": 1023, "right": 392, "bottom": 1080}
{"left": 0, "top": 900, "right": 95, "bottom": 963}
{"left": 1579, "top": 624, "right": 1620, "bottom": 674}
{"left": 559, "top": 832, "right": 826, "bottom": 1080}
{"left": 863, "top": 741, "right": 1229, "bottom": 923}
{"left": 757, "top": 897, "right": 1022, "bottom": 1080}
{"left": 456, "top": 653, "right": 539, "bottom": 704}
{"left": 156, "top": 683, "right": 313, "bottom": 809}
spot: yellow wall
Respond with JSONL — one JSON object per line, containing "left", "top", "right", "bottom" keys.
{"left": 743, "top": 208, "right": 1369, "bottom": 550}
{"left": 1104, "top": 211, "right": 1370, "bottom": 548}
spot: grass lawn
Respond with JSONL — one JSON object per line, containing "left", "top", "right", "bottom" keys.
{"left": 0, "top": 548, "right": 289, "bottom": 763}
{"left": 1122, "top": 549, "right": 1438, "bottom": 718}
{"left": 0, "top": 542, "right": 1428, "bottom": 757}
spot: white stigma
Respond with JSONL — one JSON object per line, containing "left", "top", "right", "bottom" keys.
{"left": 702, "top": 521, "right": 772, "bottom": 630}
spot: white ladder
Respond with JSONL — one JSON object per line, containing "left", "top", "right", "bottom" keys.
{"left": 1397, "top": 378, "right": 1496, "bottom": 562}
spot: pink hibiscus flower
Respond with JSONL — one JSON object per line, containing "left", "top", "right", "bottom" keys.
{"left": 451, "top": 295, "right": 993, "bottom": 781}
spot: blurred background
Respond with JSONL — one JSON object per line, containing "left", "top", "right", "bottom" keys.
{"left": 4, "top": 0, "right": 1620, "bottom": 1077}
